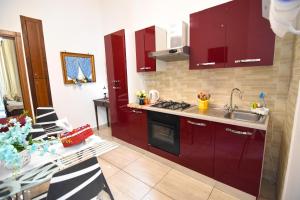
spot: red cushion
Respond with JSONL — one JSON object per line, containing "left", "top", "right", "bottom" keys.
{"left": 0, "top": 116, "right": 26, "bottom": 132}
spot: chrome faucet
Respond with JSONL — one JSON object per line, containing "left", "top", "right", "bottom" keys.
{"left": 225, "top": 88, "right": 243, "bottom": 112}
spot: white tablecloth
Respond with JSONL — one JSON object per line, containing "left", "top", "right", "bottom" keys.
{"left": 0, "top": 135, "right": 105, "bottom": 181}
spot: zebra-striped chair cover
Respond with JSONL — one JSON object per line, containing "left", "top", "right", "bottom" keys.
{"left": 35, "top": 107, "right": 63, "bottom": 137}
{"left": 32, "top": 157, "right": 114, "bottom": 200}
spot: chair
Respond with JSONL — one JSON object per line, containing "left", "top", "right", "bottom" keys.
{"left": 35, "top": 107, "right": 64, "bottom": 138}
{"left": 32, "top": 157, "right": 114, "bottom": 200}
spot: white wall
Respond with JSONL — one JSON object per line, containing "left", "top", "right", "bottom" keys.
{"left": 97, "top": 0, "right": 231, "bottom": 103}
{"left": 0, "top": 0, "right": 108, "bottom": 127}
{"left": 0, "top": 0, "right": 230, "bottom": 127}
{"left": 281, "top": 81, "right": 300, "bottom": 200}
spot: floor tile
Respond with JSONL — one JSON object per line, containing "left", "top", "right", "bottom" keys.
{"left": 124, "top": 156, "right": 171, "bottom": 187}
{"left": 97, "top": 158, "right": 120, "bottom": 179}
{"left": 142, "top": 189, "right": 173, "bottom": 200}
{"left": 214, "top": 181, "right": 255, "bottom": 200}
{"left": 155, "top": 169, "right": 213, "bottom": 200}
{"left": 100, "top": 146, "right": 143, "bottom": 169}
{"left": 173, "top": 162, "right": 216, "bottom": 187}
{"left": 108, "top": 171, "right": 151, "bottom": 200}
{"left": 209, "top": 188, "right": 240, "bottom": 200}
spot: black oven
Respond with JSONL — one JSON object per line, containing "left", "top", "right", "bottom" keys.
{"left": 148, "top": 111, "right": 180, "bottom": 155}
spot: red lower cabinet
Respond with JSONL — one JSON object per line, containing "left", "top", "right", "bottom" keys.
{"left": 214, "top": 123, "right": 265, "bottom": 196}
{"left": 180, "top": 117, "right": 215, "bottom": 178}
{"left": 127, "top": 108, "right": 148, "bottom": 150}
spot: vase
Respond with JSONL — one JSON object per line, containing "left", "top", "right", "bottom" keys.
{"left": 1, "top": 150, "right": 31, "bottom": 170}
{"left": 139, "top": 98, "right": 145, "bottom": 105}
{"left": 198, "top": 100, "right": 209, "bottom": 110}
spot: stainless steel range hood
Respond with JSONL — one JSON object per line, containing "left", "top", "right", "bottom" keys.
{"left": 149, "top": 22, "right": 189, "bottom": 62}
{"left": 148, "top": 46, "right": 189, "bottom": 62}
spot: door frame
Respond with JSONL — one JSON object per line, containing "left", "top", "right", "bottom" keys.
{"left": 0, "top": 29, "right": 33, "bottom": 117}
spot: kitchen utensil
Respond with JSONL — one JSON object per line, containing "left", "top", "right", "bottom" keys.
{"left": 149, "top": 90, "right": 159, "bottom": 104}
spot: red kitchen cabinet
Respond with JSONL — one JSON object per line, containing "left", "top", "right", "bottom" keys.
{"left": 214, "top": 123, "right": 265, "bottom": 196}
{"left": 128, "top": 108, "right": 148, "bottom": 150}
{"left": 104, "top": 29, "right": 130, "bottom": 142}
{"left": 226, "top": 0, "right": 275, "bottom": 67}
{"left": 189, "top": 2, "right": 229, "bottom": 69}
{"left": 135, "top": 26, "right": 156, "bottom": 72}
{"left": 190, "top": 0, "right": 275, "bottom": 70}
{"left": 180, "top": 117, "right": 215, "bottom": 177}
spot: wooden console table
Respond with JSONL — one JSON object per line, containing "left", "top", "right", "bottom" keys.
{"left": 93, "top": 98, "right": 110, "bottom": 130}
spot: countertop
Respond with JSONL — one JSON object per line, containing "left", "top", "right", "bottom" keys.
{"left": 128, "top": 103, "right": 269, "bottom": 131}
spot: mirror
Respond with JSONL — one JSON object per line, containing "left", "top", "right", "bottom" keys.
{"left": 0, "top": 37, "right": 24, "bottom": 118}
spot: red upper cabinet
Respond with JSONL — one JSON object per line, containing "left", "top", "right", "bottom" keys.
{"left": 190, "top": 0, "right": 275, "bottom": 70}
{"left": 189, "top": 2, "right": 229, "bottom": 69}
{"left": 226, "top": 0, "right": 275, "bottom": 67}
{"left": 180, "top": 117, "right": 215, "bottom": 177}
{"left": 214, "top": 123, "right": 266, "bottom": 197}
{"left": 135, "top": 26, "right": 156, "bottom": 72}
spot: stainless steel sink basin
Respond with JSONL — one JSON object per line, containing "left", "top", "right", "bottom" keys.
{"left": 224, "top": 110, "right": 266, "bottom": 124}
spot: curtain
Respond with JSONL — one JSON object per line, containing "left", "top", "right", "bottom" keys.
{"left": 66, "top": 56, "right": 79, "bottom": 80}
{"left": 78, "top": 57, "right": 92, "bottom": 80}
{"left": 0, "top": 39, "right": 22, "bottom": 99}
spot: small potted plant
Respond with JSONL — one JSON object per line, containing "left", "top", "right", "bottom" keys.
{"left": 136, "top": 90, "right": 147, "bottom": 105}
{"left": 197, "top": 91, "right": 211, "bottom": 110}
{"left": 0, "top": 114, "right": 57, "bottom": 170}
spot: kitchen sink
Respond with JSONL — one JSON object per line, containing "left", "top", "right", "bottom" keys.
{"left": 224, "top": 110, "right": 266, "bottom": 124}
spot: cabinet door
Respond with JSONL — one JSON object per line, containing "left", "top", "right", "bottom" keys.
{"left": 226, "top": 0, "right": 275, "bottom": 67}
{"left": 189, "top": 3, "right": 229, "bottom": 69}
{"left": 135, "top": 29, "right": 146, "bottom": 72}
{"left": 128, "top": 109, "right": 148, "bottom": 150}
{"left": 135, "top": 26, "right": 156, "bottom": 72}
{"left": 180, "top": 117, "right": 214, "bottom": 177}
{"left": 104, "top": 30, "right": 129, "bottom": 142}
{"left": 144, "top": 26, "right": 156, "bottom": 71}
{"left": 214, "top": 123, "right": 265, "bottom": 196}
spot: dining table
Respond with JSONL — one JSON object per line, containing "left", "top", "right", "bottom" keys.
{"left": 0, "top": 135, "right": 119, "bottom": 200}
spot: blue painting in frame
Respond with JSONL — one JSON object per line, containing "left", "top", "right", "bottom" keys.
{"left": 60, "top": 52, "right": 96, "bottom": 84}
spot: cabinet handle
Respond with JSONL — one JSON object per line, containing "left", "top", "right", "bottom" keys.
{"left": 132, "top": 109, "right": 143, "bottom": 114}
{"left": 187, "top": 120, "right": 206, "bottom": 127}
{"left": 112, "top": 86, "right": 120, "bottom": 89}
{"left": 225, "top": 128, "right": 253, "bottom": 136}
{"left": 196, "top": 62, "right": 216, "bottom": 66}
{"left": 140, "top": 67, "right": 151, "bottom": 70}
{"left": 235, "top": 58, "right": 261, "bottom": 63}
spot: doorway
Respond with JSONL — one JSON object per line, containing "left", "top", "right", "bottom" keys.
{"left": 0, "top": 30, "right": 32, "bottom": 118}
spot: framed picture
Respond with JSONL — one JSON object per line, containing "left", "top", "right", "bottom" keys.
{"left": 60, "top": 52, "right": 96, "bottom": 84}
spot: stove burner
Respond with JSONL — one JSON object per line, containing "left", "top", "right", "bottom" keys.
{"left": 151, "top": 101, "right": 191, "bottom": 110}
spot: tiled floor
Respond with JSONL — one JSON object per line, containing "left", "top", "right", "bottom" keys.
{"left": 96, "top": 126, "right": 276, "bottom": 200}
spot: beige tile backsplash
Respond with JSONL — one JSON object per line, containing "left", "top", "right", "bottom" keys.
{"left": 140, "top": 35, "right": 296, "bottom": 185}
{"left": 277, "top": 34, "right": 300, "bottom": 198}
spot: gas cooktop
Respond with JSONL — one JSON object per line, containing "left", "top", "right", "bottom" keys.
{"left": 151, "top": 100, "right": 191, "bottom": 110}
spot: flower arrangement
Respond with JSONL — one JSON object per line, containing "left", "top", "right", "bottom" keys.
{"left": 136, "top": 90, "right": 147, "bottom": 99}
{"left": 0, "top": 115, "right": 57, "bottom": 169}
{"left": 197, "top": 91, "right": 211, "bottom": 101}
{"left": 197, "top": 91, "right": 211, "bottom": 110}
{"left": 136, "top": 90, "right": 147, "bottom": 105}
